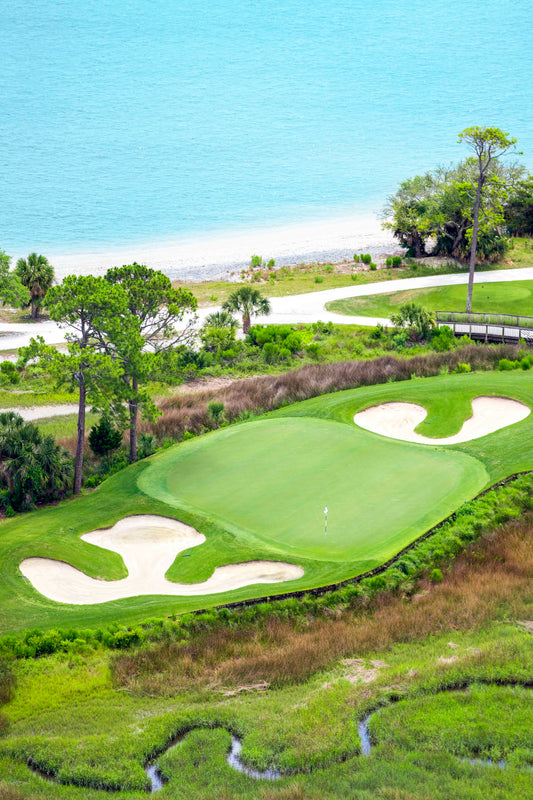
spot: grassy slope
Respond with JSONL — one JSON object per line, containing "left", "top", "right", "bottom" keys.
{"left": 327, "top": 279, "right": 533, "bottom": 318}
{"left": 0, "top": 371, "right": 532, "bottom": 633}
{"left": 174, "top": 237, "right": 533, "bottom": 307}
{"left": 1, "top": 512, "right": 533, "bottom": 799}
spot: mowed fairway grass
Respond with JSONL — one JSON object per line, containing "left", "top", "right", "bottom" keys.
{"left": 1, "top": 370, "right": 533, "bottom": 633}
{"left": 326, "top": 279, "right": 533, "bottom": 319}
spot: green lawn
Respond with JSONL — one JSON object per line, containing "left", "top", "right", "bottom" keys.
{"left": 140, "top": 417, "right": 485, "bottom": 564}
{"left": 1, "top": 370, "right": 533, "bottom": 633}
{"left": 326, "top": 279, "right": 533, "bottom": 319}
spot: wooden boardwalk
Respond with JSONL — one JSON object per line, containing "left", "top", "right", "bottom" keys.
{"left": 436, "top": 311, "right": 533, "bottom": 345}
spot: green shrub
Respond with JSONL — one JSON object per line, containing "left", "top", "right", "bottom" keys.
{"left": 430, "top": 568, "right": 443, "bottom": 583}
{"left": 350, "top": 272, "right": 358, "bottom": 281}
{"left": 314, "top": 276, "right": 324, "bottom": 283}
{"left": 453, "top": 362, "right": 471, "bottom": 374}
{"left": 263, "top": 342, "right": 280, "bottom": 363}
{"left": 432, "top": 325, "right": 456, "bottom": 352}
{"left": 283, "top": 332, "right": 302, "bottom": 353}
{"left": 392, "top": 332, "right": 407, "bottom": 350}
{"left": 369, "top": 262, "right": 377, "bottom": 270}
{"left": 498, "top": 358, "right": 519, "bottom": 371}
{"left": 353, "top": 254, "right": 360, "bottom": 262}
{"left": 250, "top": 254, "right": 263, "bottom": 268}
{"left": 207, "top": 400, "right": 225, "bottom": 427}
{"left": 392, "top": 255, "right": 403, "bottom": 268}
{"left": 360, "top": 253, "right": 372, "bottom": 264}
{"left": 84, "top": 474, "right": 105, "bottom": 489}
{"left": 306, "top": 342, "right": 320, "bottom": 359}
{"left": 386, "top": 257, "right": 393, "bottom": 268}
{"left": 390, "top": 302, "right": 434, "bottom": 340}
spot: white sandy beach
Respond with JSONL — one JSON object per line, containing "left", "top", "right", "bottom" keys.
{"left": 41, "top": 213, "right": 396, "bottom": 282}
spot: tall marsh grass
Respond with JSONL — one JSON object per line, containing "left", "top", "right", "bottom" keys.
{"left": 145, "top": 344, "right": 521, "bottom": 440}
{"left": 112, "top": 509, "right": 533, "bottom": 696}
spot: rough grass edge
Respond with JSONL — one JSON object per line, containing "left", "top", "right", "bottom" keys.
{"left": 2, "top": 472, "right": 532, "bottom": 660}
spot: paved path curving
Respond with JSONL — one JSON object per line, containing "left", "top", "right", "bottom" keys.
{"left": 3, "top": 267, "right": 533, "bottom": 351}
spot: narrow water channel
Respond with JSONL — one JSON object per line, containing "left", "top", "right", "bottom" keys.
{"left": 145, "top": 732, "right": 281, "bottom": 792}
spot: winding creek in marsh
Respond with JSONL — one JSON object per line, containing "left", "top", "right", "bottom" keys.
{"left": 24, "top": 686, "right": 533, "bottom": 792}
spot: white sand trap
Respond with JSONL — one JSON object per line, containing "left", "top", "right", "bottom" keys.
{"left": 353, "top": 396, "right": 530, "bottom": 445}
{"left": 19, "top": 514, "right": 304, "bottom": 605}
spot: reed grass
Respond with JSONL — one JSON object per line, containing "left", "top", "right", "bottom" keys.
{"left": 144, "top": 344, "right": 518, "bottom": 441}
{"left": 111, "top": 511, "right": 533, "bottom": 696}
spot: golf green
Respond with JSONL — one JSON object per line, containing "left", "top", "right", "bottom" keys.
{"left": 139, "top": 417, "right": 487, "bottom": 564}
{"left": 2, "top": 370, "right": 533, "bottom": 633}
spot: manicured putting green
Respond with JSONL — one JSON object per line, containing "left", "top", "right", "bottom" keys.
{"left": 326, "top": 280, "right": 533, "bottom": 319}
{"left": 139, "top": 417, "right": 487, "bottom": 565}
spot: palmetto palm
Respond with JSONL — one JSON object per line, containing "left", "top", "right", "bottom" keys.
{"left": 15, "top": 252, "right": 54, "bottom": 319}
{"left": 203, "top": 310, "right": 239, "bottom": 330}
{"left": 222, "top": 287, "right": 271, "bottom": 335}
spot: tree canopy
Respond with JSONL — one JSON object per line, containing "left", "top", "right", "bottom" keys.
{"left": 458, "top": 126, "right": 518, "bottom": 312}
{"left": 383, "top": 157, "right": 524, "bottom": 262}
{"left": 103, "top": 263, "right": 198, "bottom": 462}
{"left": 0, "top": 411, "right": 72, "bottom": 511}
{"left": 22, "top": 276, "right": 130, "bottom": 494}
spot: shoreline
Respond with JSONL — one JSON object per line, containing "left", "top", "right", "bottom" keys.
{"left": 39, "top": 213, "right": 397, "bottom": 283}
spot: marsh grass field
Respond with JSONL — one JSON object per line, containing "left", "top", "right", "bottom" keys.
{"left": 1, "top": 495, "right": 533, "bottom": 799}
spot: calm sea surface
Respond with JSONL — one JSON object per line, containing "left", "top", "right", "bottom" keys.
{"left": 1, "top": 0, "right": 532, "bottom": 271}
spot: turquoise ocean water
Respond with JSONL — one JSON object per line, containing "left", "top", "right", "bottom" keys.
{"left": 1, "top": 0, "right": 532, "bottom": 272}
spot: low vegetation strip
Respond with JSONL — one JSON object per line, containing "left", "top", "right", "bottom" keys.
{"left": 146, "top": 342, "right": 522, "bottom": 441}
{"left": 2, "top": 489, "right": 533, "bottom": 798}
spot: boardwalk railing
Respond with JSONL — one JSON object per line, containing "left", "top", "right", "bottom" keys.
{"left": 435, "top": 311, "right": 533, "bottom": 345}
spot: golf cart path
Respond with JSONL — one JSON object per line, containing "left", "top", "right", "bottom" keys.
{"left": 2, "top": 268, "right": 533, "bottom": 350}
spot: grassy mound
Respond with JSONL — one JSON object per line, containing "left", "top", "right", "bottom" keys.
{"left": 0, "top": 371, "right": 532, "bottom": 632}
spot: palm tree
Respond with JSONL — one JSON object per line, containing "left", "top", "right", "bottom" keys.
{"left": 203, "top": 310, "right": 239, "bottom": 330}
{"left": 222, "top": 287, "right": 271, "bottom": 335}
{"left": 15, "top": 253, "right": 55, "bottom": 319}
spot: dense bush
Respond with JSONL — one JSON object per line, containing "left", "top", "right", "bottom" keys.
{"left": 0, "top": 412, "right": 72, "bottom": 511}
{"left": 390, "top": 303, "right": 435, "bottom": 340}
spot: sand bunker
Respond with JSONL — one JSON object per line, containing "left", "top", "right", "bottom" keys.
{"left": 353, "top": 396, "right": 530, "bottom": 445}
{"left": 19, "top": 515, "right": 304, "bottom": 605}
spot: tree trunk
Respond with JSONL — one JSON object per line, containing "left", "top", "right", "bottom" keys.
{"left": 466, "top": 177, "right": 483, "bottom": 313}
{"left": 242, "top": 313, "right": 251, "bottom": 335}
{"left": 31, "top": 298, "right": 38, "bottom": 319}
{"left": 74, "top": 380, "right": 86, "bottom": 495}
{"left": 129, "top": 376, "right": 138, "bottom": 463}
